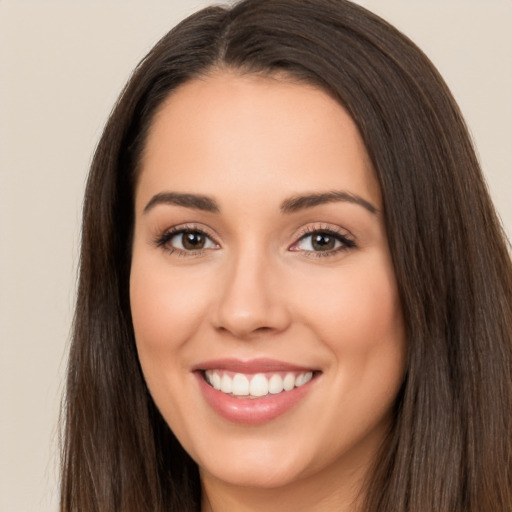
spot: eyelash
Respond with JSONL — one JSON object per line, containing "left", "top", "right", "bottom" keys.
{"left": 153, "top": 224, "right": 218, "bottom": 257}
{"left": 291, "top": 225, "right": 356, "bottom": 258}
{"left": 153, "top": 224, "right": 356, "bottom": 258}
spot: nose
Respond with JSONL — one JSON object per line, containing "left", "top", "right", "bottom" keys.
{"left": 212, "top": 249, "right": 291, "bottom": 339}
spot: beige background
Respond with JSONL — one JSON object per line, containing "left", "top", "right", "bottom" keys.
{"left": 1, "top": 1, "right": 511, "bottom": 511}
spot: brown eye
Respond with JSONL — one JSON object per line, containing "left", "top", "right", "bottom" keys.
{"left": 311, "top": 233, "right": 336, "bottom": 251}
{"left": 290, "top": 229, "right": 356, "bottom": 255}
{"left": 296, "top": 231, "right": 342, "bottom": 252}
{"left": 181, "top": 231, "right": 206, "bottom": 250}
{"left": 166, "top": 229, "right": 218, "bottom": 252}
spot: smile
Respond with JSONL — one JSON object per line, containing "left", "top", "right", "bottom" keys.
{"left": 194, "top": 359, "right": 320, "bottom": 424}
{"left": 204, "top": 370, "right": 314, "bottom": 398}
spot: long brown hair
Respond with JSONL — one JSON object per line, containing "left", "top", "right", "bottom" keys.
{"left": 61, "top": 1, "right": 512, "bottom": 510}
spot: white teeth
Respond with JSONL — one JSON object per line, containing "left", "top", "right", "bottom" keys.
{"left": 300, "top": 371, "right": 313, "bottom": 386}
{"left": 204, "top": 370, "right": 314, "bottom": 397}
{"left": 232, "top": 373, "right": 249, "bottom": 396}
{"left": 295, "top": 371, "right": 313, "bottom": 387}
{"left": 283, "top": 373, "right": 295, "bottom": 391}
{"left": 268, "top": 374, "right": 284, "bottom": 394}
{"left": 211, "top": 372, "right": 221, "bottom": 390}
{"left": 220, "top": 374, "right": 233, "bottom": 394}
{"left": 249, "top": 374, "right": 269, "bottom": 397}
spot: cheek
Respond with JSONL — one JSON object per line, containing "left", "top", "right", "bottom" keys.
{"left": 129, "top": 254, "right": 212, "bottom": 357}
{"left": 296, "top": 258, "right": 406, "bottom": 441}
{"left": 129, "top": 254, "right": 213, "bottom": 429}
{"left": 296, "top": 258, "right": 403, "bottom": 350}
{"left": 295, "top": 254, "right": 407, "bottom": 415}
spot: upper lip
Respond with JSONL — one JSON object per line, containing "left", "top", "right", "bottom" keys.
{"left": 192, "top": 358, "right": 318, "bottom": 373}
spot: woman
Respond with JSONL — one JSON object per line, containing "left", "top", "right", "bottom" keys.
{"left": 60, "top": 0, "right": 512, "bottom": 510}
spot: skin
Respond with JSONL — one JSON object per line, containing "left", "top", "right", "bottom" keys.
{"left": 130, "top": 71, "right": 407, "bottom": 512}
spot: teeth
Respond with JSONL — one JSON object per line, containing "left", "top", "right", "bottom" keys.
{"left": 268, "top": 374, "right": 284, "bottom": 394}
{"left": 220, "top": 374, "right": 233, "bottom": 394}
{"left": 204, "top": 370, "right": 313, "bottom": 398}
{"left": 211, "top": 372, "right": 221, "bottom": 390}
{"left": 232, "top": 373, "right": 249, "bottom": 396}
{"left": 249, "top": 374, "right": 268, "bottom": 397}
{"left": 283, "top": 373, "right": 296, "bottom": 391}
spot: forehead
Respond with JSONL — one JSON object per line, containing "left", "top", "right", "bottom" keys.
{"left": 136, "top": 71, "right": 380, "bottom": 213}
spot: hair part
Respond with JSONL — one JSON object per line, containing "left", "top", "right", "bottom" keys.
{"left": 61, "top": 1, "right": 512, "bottom": 510}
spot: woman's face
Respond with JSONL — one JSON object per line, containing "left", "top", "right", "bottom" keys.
{"left": 130, "top": 72, "right": 406, "bottom": 497}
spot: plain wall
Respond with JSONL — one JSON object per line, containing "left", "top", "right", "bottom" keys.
{"left": 1, "top": 1, "right": 510, "bottom": 511}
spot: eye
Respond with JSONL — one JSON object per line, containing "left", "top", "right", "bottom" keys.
{"left": 170, "top": 230, "right": 216, "bottom": 251}
{"left": 156, "top": 227, "right": 219, "bottom": 254}
{"left": 290, "top": 228, "right": 356, "bottom": 255}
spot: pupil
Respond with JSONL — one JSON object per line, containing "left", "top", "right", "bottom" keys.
{"left": 312, "top": 233, "right": 335, "bottom": 251}
{"left": 182, "top": 231, "right": 205, "bottom": 250}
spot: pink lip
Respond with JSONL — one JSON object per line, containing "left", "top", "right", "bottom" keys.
{"left": 192, "top": 357, "right": 314, "bottom": 373}
{"left": 193, "top": 358, "right": 319, "bottom": 425}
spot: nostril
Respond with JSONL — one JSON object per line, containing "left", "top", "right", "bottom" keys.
{"left": 254, "top": 326, "right": 274, "bottom": 333}
{"left": 214, "top": 323, "right": 280, "bottom": 340}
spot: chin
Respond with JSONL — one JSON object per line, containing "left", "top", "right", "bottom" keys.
{"left": 200, "top": 459, "right": 306, "bottom": 489}
{"left": 194, "top": 436, "right": 315, "bottom": 489}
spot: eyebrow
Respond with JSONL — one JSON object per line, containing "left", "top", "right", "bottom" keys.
{"left": 143, "top": 192, "right": 220, "bottom": 214}
{"left": 280, "top": 191, "right": 378, "bottom": 215}
{"left": 143, "top": 190, "right": 378, "bottom": 215}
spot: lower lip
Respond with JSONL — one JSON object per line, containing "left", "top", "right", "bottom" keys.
{"left": 195, "top": 372, "right": 316, "bottom": 424}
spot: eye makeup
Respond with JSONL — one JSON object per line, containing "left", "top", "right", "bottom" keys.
{"left": 152, "top": 221, "right": 357, "bottom": 259}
